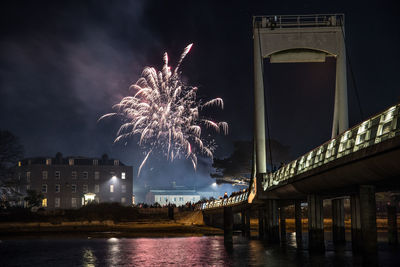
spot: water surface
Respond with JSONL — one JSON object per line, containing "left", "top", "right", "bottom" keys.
{"left": 0, "top": 233, "right": 399, "bottom": 266}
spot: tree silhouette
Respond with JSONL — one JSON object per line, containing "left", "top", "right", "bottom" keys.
{"left": 210, "top": 139, "right": 291, "bottom": 185}
{"left": 0, "top": 130, "right": 24, "bottom": 207}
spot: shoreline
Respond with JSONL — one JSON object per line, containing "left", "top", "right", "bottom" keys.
{"left": 0, "top": 220, "right": 224, "bottom": 239}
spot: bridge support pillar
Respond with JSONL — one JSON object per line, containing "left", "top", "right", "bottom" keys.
{"left": 350, "top": 194, "right": 362, "bottom": 252}
{"left": 295, "top": 200, "right": 303, "bottom": 246}
{"left": 351, "top": 185, "right": 377, "bottom": 253}
{"left": 241, "top": 210, "right": 245, "bottom": 236}
{"left": 245, "top": 209, "right": 251, "bottom": 238}
{"left": 258, "top": 207, "right": 265, "bottom": 240}
{"left": 224, "top": 207, "right": 233, "bottom": 243}
{"left": 332, "top": 199, "right": 345, "bottom": 244}
{"left": 387, "top": 203, "right": 398, "bottom": 245}
{"left": 280, "top": 206, "right": 286, "bottom": 242}
{"left": 308, "top": 194, "right": 324, "bottom": 252}
{"left": 266, "top": 200, "right": 280, "bottom": 243}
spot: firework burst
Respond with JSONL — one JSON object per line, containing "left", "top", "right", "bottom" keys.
{"left": 100, "top": 44, "right": 228, "bottom": 175}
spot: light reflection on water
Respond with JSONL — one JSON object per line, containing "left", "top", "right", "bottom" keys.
{"left": 0, "top": 233, "right": 399, "bottom": 266}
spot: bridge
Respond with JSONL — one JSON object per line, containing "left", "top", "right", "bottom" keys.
{"left": 199, "top": 14, "right": 400, "bottom": 254}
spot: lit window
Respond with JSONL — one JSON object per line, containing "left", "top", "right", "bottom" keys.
{"left": 55, "top": 184, "right": 60, "bottom": 193}
{"left": 121, "top": 197, "right": 126, "bottom": 204}
{"left": 83, "top": 184, "right": 88, "bottom": 193}
{"left": 114, "top": 160, "right": 119, "bottom": 166}
{"left": 18, "top": 161, "right": 21, "bottom": 167}
{"left": 121, "top": 184, "right": 126, "bottom": 193}
{"left": 110, "top": 184, "right": 114, "bottom": 193}
{"left": 95, "top": 184, "right": 100, "bottom": 193}
{"left": 82, "top": 172, "right": 88, "bottom": 179}
{"left": 69, "top": 158, "right": 74, "bottom": 166}
{"left": 55, "top": 171, "right": 60, "bottom": 179}
{"left": 93, "top": 159, "right": 98, "bottom": 166}
{"left": 42, "top": 198, "right": 47, "bottom": 207}
{"left": 55, "top": 197, "right": 60, "bottom": 208}
{"left": 71, "top": 184, "right": 77, "bottom": 193}
{"left": 121, "top": 172, "right": 126, "bottom": 179}
{"left": 26, "top": 172, "right": 30, "bottom": 182}
{"left": 46, "top": 158, "right": 52, "bottom": 165}
{"left": 42, "top": 184, "right": 47, "bottom": 193}
{"left": 71, "top": 198, "right": 77, "bottom": 208}
{"left": 94, "top": 171, "right": 100, "bottom": 180}
{"left": 42, "top": 171, "right": 48, "bottom": 179}
{"left": 71, "top": 171, "right": 77, "bottom": 179}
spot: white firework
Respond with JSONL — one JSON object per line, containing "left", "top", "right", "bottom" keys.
{"left": 100, "top": 44, "right": 228, "bottom": 175}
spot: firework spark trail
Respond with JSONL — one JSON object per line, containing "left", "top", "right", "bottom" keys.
{"left": 99, "top": 44, "right": 228, "bottom": 176}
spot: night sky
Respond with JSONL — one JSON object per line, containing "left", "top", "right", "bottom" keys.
{"left": 1, "top": 1, "right": 399, "bottom": 197}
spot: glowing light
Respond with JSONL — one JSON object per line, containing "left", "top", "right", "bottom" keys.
{"left": 211, "top": 182, "right": 217, "bottom": 187}
{"left": 100, "top": 44, "right": 228, "bottom": 176}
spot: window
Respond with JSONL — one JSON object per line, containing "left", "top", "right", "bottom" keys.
{"left": 71, "top": 184, "right": 77, "bottom": 193}
{"left": 71, "top": 198, "right": 77, "bottom": 208}
{"left": 18, "top": 173, "right": 21, "bottom": 180}
{"left": 26, "top": 172, "right": 30, "bottom": 182}
{"left": 94, "top": 171, "right": 100, "bottom": 180}
{"left": 114, "top": 160, "right": 119, "bottom": 166}
{"left": 121, "top": 172, "right": 126, "bottom": 179}
{"left": 93, "top": 159, "right": 98, "bottom": 166}
{"left": 82, "top": 172, "right": 88, "bottom": 179}
{"left": 83, "top": 184, "right": 88, "bottom": 193}
{"left": 46, "top": 158, "right": 52, "bottom": 165}
{"left": 95, "top": 184, "right": 99, "bottom": 193}
{"left": 110, "top": 184, "right": 114, "bottom": 193}
{"left": 55, "top": 184, "right": 60, "bottom": 193}
{"left": 18, "top": 161, "right": 21, "bottom": 167}
{"left": 69, "top": 158, "right": 74, "bottom": 166}
{"left": 121, "top": 197, "right": 126, "bottom": 204}
{"left": 26, "top": 185, "right": 30, "bottom": 191}
{"left": 121, "top": 184, "right": 126, "bottom": 193}
{"left": 72, "top": 171, "right": 77, "bottom": 179}
{"left": 42, "top": 171, "right": 48, "bottom": 179}
{"left": 173, "top": 197, "right": 176, "bottom": 202}
{"left": 42, "top": 184, "right": 47, "bottom": 193}
{"left": 55, "top": 197, "right": 60, "bottom": 208}
{"left": 42, "top": 198, "right": 47, "bottom": 207}
{"left": 55, "top": 171, "right": 60, "bottom": 179}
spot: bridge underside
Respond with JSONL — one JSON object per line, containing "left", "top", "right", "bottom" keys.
{"left": 261, "top": 135, "right": 400, "bottom": 200}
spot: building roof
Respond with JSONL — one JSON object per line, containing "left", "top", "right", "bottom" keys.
{"left": 149, "top": 189, "right": 200, "bottom": 196}
{"left": 19, "top": 153, "right": 127, "bottom": 166}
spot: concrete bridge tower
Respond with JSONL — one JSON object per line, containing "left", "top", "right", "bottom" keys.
{"left": 253, "top": 14, "right": 348, "bottom": 177}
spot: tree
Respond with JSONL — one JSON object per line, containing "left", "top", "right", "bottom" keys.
{"left": 210, "top": 139, "right": 291, "bottom": 185}
{"left": 0, "top": 130, "right": 24, "bottom": 207}
{"left": 211, "top": 141, "right": 252, "bottom": 185}
{"left": 24, "top": 190, "right": 44, "bottom": 209}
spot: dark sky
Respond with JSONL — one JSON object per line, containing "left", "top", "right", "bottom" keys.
{"left": 1, "top": 0, "right": 399, "bottom": 195}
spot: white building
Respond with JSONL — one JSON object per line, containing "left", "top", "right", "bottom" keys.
{"left": 146, "top": 189, "right": 200, "bottom": 206}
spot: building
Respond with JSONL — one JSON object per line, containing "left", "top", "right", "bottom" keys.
{"left": 16, "top": 153, "right": 133, "bottom": 209}
{"left": 146, "top": 189, "right": 200, "bottom": 206}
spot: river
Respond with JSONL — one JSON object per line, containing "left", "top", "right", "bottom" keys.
{"left": 0, "top": 233, "right": 399, "bottom": 266}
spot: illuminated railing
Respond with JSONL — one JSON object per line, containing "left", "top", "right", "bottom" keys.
{"left": 196, "top": 192, "right": 249, "bottom": 210}
{"left": 253, "top": 14, "right": 344, "bottom": 29}
{"left": 264, "top": 104, "right": 400, "bottom": 190}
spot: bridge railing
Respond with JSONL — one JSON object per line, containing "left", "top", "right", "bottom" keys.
{"left": 253, "top": 14, "right": 344, "bottom": 29}
{"left": 196, "top": 192, "right": 249, "bottom": 210}
{"left": 264, "top": 103, "right": 400, "bottom": 190}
